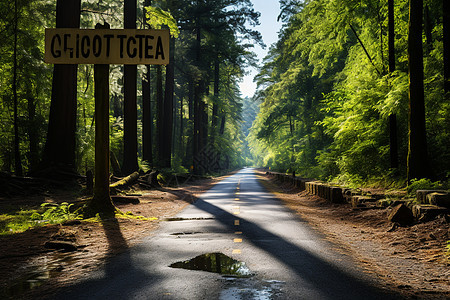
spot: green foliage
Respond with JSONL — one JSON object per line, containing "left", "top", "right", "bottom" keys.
{"left": 116, "top": 210, "right": 158, "bottom": 221}
{"left": 145, "top": 6, "right": 179, "bottom": 38}
{"left": 0, "top": 202, "right": 81, "bottom": 235}
{"left": 249, "top": 0, "right": 449, "bottom": 187}
{"left": 407, "top": 178, "right": 445, "bottom": 197}
{"left": 0, "top": 210, "right": 40, "bottom": 235}
{"left": 39, "top": 202, "right": 80, "bottom": 224}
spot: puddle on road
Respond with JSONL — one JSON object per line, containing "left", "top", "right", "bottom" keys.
{"left": 169, "top": 253, "right": 253, "bottom": 278}
{"left": 170, "top": 232, "right": 203, "bottom": 236}
{"left": 163, "top": 217, "right": 215, "bottom": 222}
{"left": 0, "top": 252, "right": 77, "bottom": 298}
{"left": 220, "top": 279, "right": 285, "bottom": 300}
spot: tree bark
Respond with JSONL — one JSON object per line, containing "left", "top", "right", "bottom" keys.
{"left": 41, "top": 0, "right": 80, "bottom": 174}
{"left": 193, "top": 83, "right": 201, "bottom": 174}
{"left": 424, "top": 5, "right": 433, "bottom": 52}
{"left": 407, "top": 0, "right": 428, "bottom": 181}
{"left": 212, "top": 59, "right": 220, "bottom": 131}
{"left": 219, "top": 113, "right": 226, "bottom": 136}
{"left": 27, "top": 92, "right": 39, "bottom": 172}
{"left": 193, "top": 25, "right": 203, "bottom": 174}
{"left": 156, "top": 65, "right": 164, "bottom": 166}
{"left": 90, "top": 37, "right": 115, "bottom": 214}
{"left": 142, "top": 66, "right": 153, "bottom": 164}
{"left": 122, "top": 0, "right": 139, "bottom": 175}
{"left": 142, "top": 0, "right": 153, "bottom": 165}
{"left": 162, "top": 37, "right": 175, "bottom": 168}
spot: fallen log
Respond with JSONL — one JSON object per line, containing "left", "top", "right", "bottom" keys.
{"left": 110, "top": 171, "right": 140, "bottom": 189}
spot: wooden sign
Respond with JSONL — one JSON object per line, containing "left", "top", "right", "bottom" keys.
{"left": 44, "top": 28, "right": 170, "bottom": 65}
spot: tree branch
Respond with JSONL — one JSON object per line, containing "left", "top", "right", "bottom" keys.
{"left": 349, "top": 24, "right": 381, "bottom": 76}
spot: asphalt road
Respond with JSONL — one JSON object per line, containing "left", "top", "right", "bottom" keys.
{"left": 58, "top": 168, "right": 400, "bottom": 299}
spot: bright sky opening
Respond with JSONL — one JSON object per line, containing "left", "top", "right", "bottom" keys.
{"left": 239, "top": 0, "right": 282, "bottom": 98}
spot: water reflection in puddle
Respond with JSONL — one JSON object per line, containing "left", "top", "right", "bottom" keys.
{"left": 0, "top": 252, "right": 76, "bottom": 298}
{"left": 169, "top": 253, "right": 253, "bottom": 278}
{"left": 220, "top": 279, "right": 285, "bottom": 300}
{"left": 163, "top": 217, "right": 215, "bottom": 222}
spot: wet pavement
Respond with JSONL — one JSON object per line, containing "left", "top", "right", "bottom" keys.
{"left": 53, "top": 168, "right": 401, "bottom": 299}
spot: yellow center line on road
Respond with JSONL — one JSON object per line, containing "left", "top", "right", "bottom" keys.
{"left": 233, "top": 181, "right": 242, "bottom": 255}
{"left": 233, "top": 205, "right": 241, "bottom": 214}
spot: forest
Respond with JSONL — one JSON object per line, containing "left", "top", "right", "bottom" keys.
{"left": 1, "top": 0, "right": 449, "bottom": 189}
{"left": 0, "top": 0, "right": 261, "bottom": 181}
{"left": 249, "top": 0, "right": 449, "bottom": 187}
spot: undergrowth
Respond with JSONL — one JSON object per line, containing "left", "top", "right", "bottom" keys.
{"left": 407, "top": 178, "right": 448, "bottom": 197}
{"left": 0, "top": 202, "right": 82, "bottom": 235}
{"left": 1, "top": 202, "right": 158, "bottom": 235}
{"left": 447, "top": 241, "right": 450, "bottom": 258}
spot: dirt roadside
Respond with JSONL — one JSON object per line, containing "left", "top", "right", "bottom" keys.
{"left": 256, "top": 171, "right": 450, "bottom": 299}
{"left": 0, "top": 175, "right": 228, "bottom": 299}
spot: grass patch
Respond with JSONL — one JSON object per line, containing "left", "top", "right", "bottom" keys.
{"left": 116, "top": 211, "right": 158, "bottom": 221}
{"left": 0, "top": 202, "right": 82, "bottom": 235}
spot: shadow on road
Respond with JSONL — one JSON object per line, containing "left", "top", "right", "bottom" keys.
{"left": 165, "top": 169, "right": 402, "bottom": 299}
{"left": 56, "top": 169, "right": 403, "bottom": 299}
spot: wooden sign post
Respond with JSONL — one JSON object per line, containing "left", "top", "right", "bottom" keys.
{"left": 45, "top": 24, "right": 169, "bottom": 214}
{"left": 92, "top": 23, "right": 113, "bottom": 213}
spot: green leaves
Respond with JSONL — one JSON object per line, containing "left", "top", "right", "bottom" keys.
{"left": 145, "top": 6, "right": 179, "bottom": 38}
{"left": 40, "top": 202, "right": 80, "bottom": 224}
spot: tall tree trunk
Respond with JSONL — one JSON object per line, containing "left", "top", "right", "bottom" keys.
{"left": 179, "top": 90, "right": 184, "bottom": 158}
{"left": 200, "top": 99, "right": 208, "bottom": 152}
{"left": 27, "top": 92, "right": 39, "bottom": 172}
{"left": 156, "top": 65, "right": 164, "bottom": 166}
{"left": 162, "top": 37, "right": 175, "bottom": 168}
{"left": 212, "top": 59, "right": 220, "bottom": 132}
{"left": 193, "top": 83, "right": 201, "bottom": 174}
{"left": 219, "top": 113, "right": 225, "bottom": 136}
{"left": 142, "top": 66, "right": 153, "bottom": 164}
{"left": 122, "top": 0, "right": 139, "bottom": 175}
{"left": 13, "top": 0, "right": 22, "bottom": 176}
{"left": 184, "top": 79, "right": 194, "bottom": 169}
{"left": 444, "top": 0, "right": 450, "bottom": 93}
{"left": 388, "top": 0, "right": 399, "bottom": 170}
{"left": 90, "top": 43, "right": 115, "bottom": 214}
{"left": 41, "top": 0, "right": 80, "bottom": 174}
{"left": 407, "top": 0, "right": 428, "bottom": 181}
{"left": 193, "top": 25, "right": 202, "bottom": 174}
{"left": 142, "top": 0, "right": 153, "bottom": 165}
{"left": 188, "top": 80, "right": 194, "bottom": 121}
{"left": 424, "top": 5, "right": 433, "bottom": 52}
